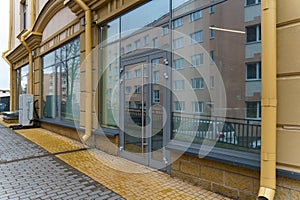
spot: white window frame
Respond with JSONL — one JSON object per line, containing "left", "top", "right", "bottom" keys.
{"left": 173, "top": 58, "right": 185, "bottom": 70}
{"left": 246, "top": 24, "right": 261, "bottom": 43}
{"left": 190, "top": 31, "right": 203, "bottom": 44}
{"left": 189, "top": 10, "right": 202, "bottom": 22}
{"left": 172, "top": 37, "right": 184, "bottom": 49}
{"left": 162, "top": 25, "right": 169, "bottom": 36}
{"left": 172, "top": 18, "right": 183, "bottom": 28}
{"left": 152, "top": 37, "right": 158, "bottom": 48}
{"left": 135, "top": 40, "right": 141, "bottom": 49}
{"left": 192, "top": 101, "right": 204, "bottom": 113}
{"left": 173, "top": 80, "right": 185, "bottom": 90}
{"left": 144, "top": 35, "right": 149, "bottom": 46}
{"left": 174, "top": 101, "right": 185, "bottom": 112}
{"left": 190, "top": 54, "right": 204, "bottom": 67}
{"left": 246, "top": 62, "right": 261, "bottom": 80}
{"left": 245, "top": 0, "right": 261, "bottom": 6}
{"left": 191, "top": 78, "right": 204, "bottom": 89}
{"left": 246, "top": 101, "right": 261, "bottom": 119}
{"left": 153, "top": 90, "right": 160, "bottom": 104}
{"left": 153, "top": 71, "right": 159, "bottom": 84}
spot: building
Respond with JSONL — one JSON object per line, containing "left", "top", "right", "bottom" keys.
{"left": 2, "top": 0, "right": 299, "bottom": 199}
{"left": 0, "top": 89, "right": 10, "bottom": 112}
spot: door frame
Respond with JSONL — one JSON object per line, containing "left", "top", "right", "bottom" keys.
{"left": 119, "top": 49, "right": 171, "bottom": 173}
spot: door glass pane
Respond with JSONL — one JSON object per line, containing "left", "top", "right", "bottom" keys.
{"left": 124, "top": 62, "right": 147, "bottom": 155}
{"left": 150, "top": 57, "right": 165, "bottom": 162}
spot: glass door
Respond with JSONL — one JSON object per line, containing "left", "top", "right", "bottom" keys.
{"left": 119, "top": 52, "right": 170, "bottom": 171}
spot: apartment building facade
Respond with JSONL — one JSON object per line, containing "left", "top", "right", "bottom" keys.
{"left": 2, "top": 0, "right": 300, "bottom": 199}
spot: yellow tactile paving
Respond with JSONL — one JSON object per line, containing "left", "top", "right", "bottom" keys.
{"left": 0, "top": 120, "right": 232, "bottom": 200}
{"left": 15, "top": 128, "right": 85, "bottom": 154}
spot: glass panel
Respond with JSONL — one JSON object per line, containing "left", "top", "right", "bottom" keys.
{"left": 171, "top": 0, "right": 261, "bottom": 152}
{"left": 100, "top": 20, "right": 120, "bottom": 128}
{"left": 42, "top": 38, "right": 80, "bottom": 121}
{"left": 150, "top": 57, "right": 165, "bottom": 163}
{"left": 121, "top": 1, "right": 169, "bottom": 38}
{"left": 43, "top": 65, "right": 56, "bottom": 118}
{"left": 124, "top": 62, "right": 147, "bottom": 154}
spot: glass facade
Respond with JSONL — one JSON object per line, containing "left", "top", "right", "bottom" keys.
{"left": 42, "top": 38, "right": 80, "bottom": 122}
{"left": 98, "top": 0, "right": 261, "bottom": 153}
{"left": 16, "top": 64, "right": 29, "bottom": 108}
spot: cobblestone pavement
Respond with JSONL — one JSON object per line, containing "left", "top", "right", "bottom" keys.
{"left": 0, "top": 126, "right": 123, "bottom": 200}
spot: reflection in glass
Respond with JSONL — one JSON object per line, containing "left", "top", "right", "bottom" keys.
{"left": 42, "top": 38, "right": 80, "bottom": 121}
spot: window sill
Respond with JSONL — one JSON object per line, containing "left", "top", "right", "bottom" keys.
{"left": 38, "top": 118, "right": 77, "bottom": 129}
{"left": 93, "top": 127, "right": 120, "bottom": 138}
{"left": 166, "top": 140, "right": 260, "bottom": 171}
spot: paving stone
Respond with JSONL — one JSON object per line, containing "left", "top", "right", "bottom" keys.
{"left": 0, "top": 128, "right": 123, "bottom": 200}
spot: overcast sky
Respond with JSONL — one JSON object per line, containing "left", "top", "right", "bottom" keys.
{"left": 0, "top": 0, "right": 10, "bottom": 90}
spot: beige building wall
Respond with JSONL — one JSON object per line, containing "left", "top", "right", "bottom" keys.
{"left": 277, "top": 0, "right": 300, "bottom": 172}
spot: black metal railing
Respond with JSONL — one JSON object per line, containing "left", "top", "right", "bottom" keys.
{"left": 125, "top": 108, "right": 261, "bottom": 150}
{"left": 171, "top": 112, "right": 261, "bottom": 150}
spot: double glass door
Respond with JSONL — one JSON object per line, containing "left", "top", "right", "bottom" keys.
{"left": 119, "top": 52, "right": 170, "bottom": 171}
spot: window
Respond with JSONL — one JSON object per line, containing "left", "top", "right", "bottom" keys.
{"left": 42, "top": 38, "right": 80, "bottom": 121}
{"left": 108, "top": 76, "right": 113, "bottom": 83}
{"left": 173, "top": 58, "right": 185, "bottom": 70}
{"left": 173, "top": 37, "right": 184, "bottom": 49}
{"left": 210, "top": 50, "right": 215, "bottom": 63}
{"left": 173, "top": 80, "right": 185, "bottom": 90}
{"left": 151, "top": 59, "right": 159, "bottom": 67}
{"left": 172, "top": 18, "right": 183, "bottom": 28}
{"left": 246, "top": 102, "right": 261, "bottom": 119}
{"left": 192, "top": 102, "right": 204, "bottom": 113}
{"left": 207, "top": 101, "right": 214, "bottom": 114}
{"left": 209, "top": 5, "right": 215, "bottom": 14}
{"left": 246, "top": 25, "right": 261, "bottom": 43}
{"left": 210, "top": 76, "right": 215, "bottom": 88}
{"left": 246, "top": 62, "right": 261, "bottom": 80}
{"left": 125, "top": 86, "right": 131, "bottom": 94}
{"left": 162, "top": 25, "right": 169, "bottom": 36}
{"left": 153, "top": 90, "right": 160, "bottom": 103}
{"left": 153, "top": 71, "right": 159, "bottom": 84}
{"left": 152, "top": 37, "right": 158, "bottom": 48}
{"left": 135, "top": 40, "right": 141, "bottom": 49}
{"left": 114, "top": 67, "right": 118, "bottom": 76}
{"left": 135, "top": 69, "right": 141, "bottom": 77}
{"left": 144, "top": 35, "right": 149, "bottom": 46}
{"left": 190, "top": 31, "right": 203, "bottom": 44}
{"left": 21, "top": 1, "right": 27, "bottom": 29}
{"left": 246, "top": 0, "right": 261, "bottom": 6}
{"left": 134, "top": 86, "right": 142, "bottom": 93}
{"left": 16, "top": 64, "right": 29, "bottom": 109}
{"left": 126, "top": 44, "right": 132, "bottom": 52}
{"left": 191, "top": 78, "right": 204, "bottom": 89}
{"left": 174, "top": 101, "right": 185, "bottom": 112}
{"left": 125, "top": 71, "right": 131, "bottom": 79}
{"left": 189, "top": 10, "right": 202, "bottom": 22}
{"left": 210, "top": 26, "right": 215, "bottom": 39}
{"left": 191, "top": 54, "right": 204, "bottom": 67}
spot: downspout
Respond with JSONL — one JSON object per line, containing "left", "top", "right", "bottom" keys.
{"left": 2, "top": 0, "right": 13, "bottom": 111}
{"left": 258, "top": 0, "right": 277, "bottom": 200}
{"left": 64, "top": 0, "right": 92, "bottom": 141}
{"left": 20, "top": 0, "right": 35, "bottom": 94}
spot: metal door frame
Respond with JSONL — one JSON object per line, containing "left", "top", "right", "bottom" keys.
{"left": 119, "top": 50, "right": 171, "bottom": 173}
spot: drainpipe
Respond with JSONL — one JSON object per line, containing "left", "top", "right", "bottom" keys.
{"left": 258, "top": 0, "right": 277, "bottom": 200}
{"left": 64, "top": 0, "right": 92, "bottom": 141}
{"left": 2, "top": 0, "right": 13, "bottom": 111}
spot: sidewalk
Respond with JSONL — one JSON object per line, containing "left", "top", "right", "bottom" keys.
{"left": 0, "top": 120, "right": 231, "bottom": 200}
